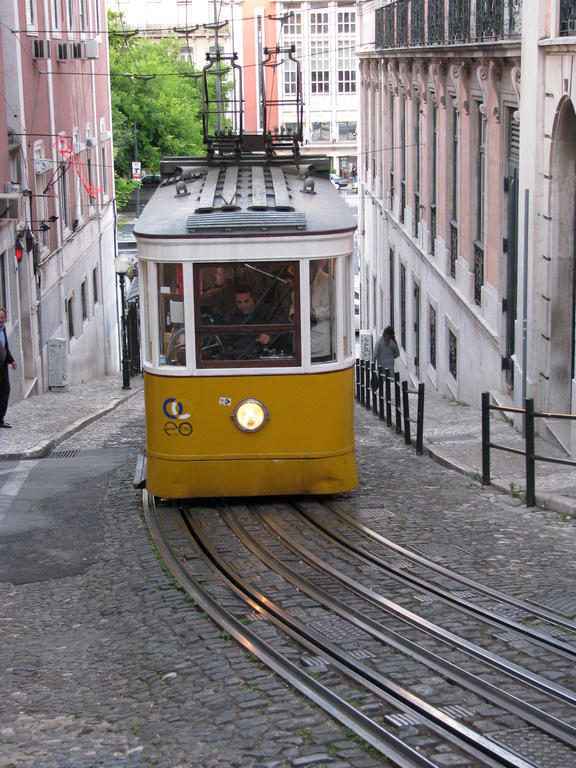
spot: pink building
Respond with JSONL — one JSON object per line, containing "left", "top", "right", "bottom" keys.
{"left": 357, "top": 1, "right": 522, "bottom": 409}
{"left": 0, "top": 0, "right": 118, "bottom": 400}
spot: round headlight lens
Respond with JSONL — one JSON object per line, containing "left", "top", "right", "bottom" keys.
{"left": 233, "top": 399, "right": 269, "bottom": 432}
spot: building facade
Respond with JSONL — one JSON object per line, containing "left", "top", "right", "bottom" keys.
{"left": 0, "top": 0, "right": 117, "bottom": 399}
{"left": 277, "top": 0, "right": 359, "bottom": 176}
{"left": 357, "top": 1, "right": 522, "bottom": 410}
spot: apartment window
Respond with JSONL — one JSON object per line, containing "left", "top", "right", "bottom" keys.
{"left": 66, "top": 295, "right": 75, "bottom": 339}
{"left": 67, "top": 0, "right": 73, "bottom": 31}
{"left": 400, "top": 98, "right": 406, "bottom": 224}
{"left": 26, "top": 0, "right": 37, "bottom": 27}
{"left": 389, "top": 249, "right": 395, "bottom": 327}
{"left": 430, "top": 101, "right": 438, "bottom": 256}
{"left": 178, "top": 46, "right": 194, "bottom": 63}
{"left": 414, "top": 99, "right": 421, "bottom": 237}
{"left": 311, "top": 122, "right": 330, "bottom": 142}
{"left": 92, "top": 266, "right": 99, "bottom": 304}
{"left": 338, "top": 42, "right": 356, "bottom": 94}
{"left": 101, "top": 145, "right": 108, "bottom": 197}
{"left": 449, "top": 98, "right": 459, "bottom": 278}
{"left": 79, "top": 0, "right": 86, "bottom": 32}
{"left": 448, "top": 328, "right": 457, "bottom": 379}
{"left": 474, "top": 104, "right": 486, "bottom": 306}
{"left": 60, "top": 165, "right": 70, "bottom": 229}
{"left": 389, "top": 93, "right": 395, "bottom": 208}
{"left": 400, "top": 262, "right": 407, "bottom": 350}
{"left": 311, "top": 41, "right": 329, "bottom": 94}
{"left": 310, "top": 11, "right": 328, "bottom": 35}
{"left": 338, "top": 121, "right": 356, "bottom": 141}
{"left": 285, "top": 10, "right": 302, "bottom": 36}
{"left": 81, "top": 279, "right": 88, "bottom": 321}
{"left": 52, "top": 0, "right": 61, "bottom": 30}
{"left": 429, "top": 304, "right": 436, "bottom": 369}
{"left": 94, "top": 0, "right": 100, "bottom": 36}
{"left": 34, "top": 149, "right": 49, "bottom": 249}
{"left": 338, "top": 11, "right": 355, "bottom": 34}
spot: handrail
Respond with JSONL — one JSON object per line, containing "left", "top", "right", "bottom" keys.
{"left": 481, "top": 393, "right": 576, "bottom": 507}
{"left": 355, "top": 359, "right": 425, "bottom": 456}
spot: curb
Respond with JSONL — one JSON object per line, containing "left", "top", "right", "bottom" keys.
{"left": 0, "top": 387, "right": 142, "bottom": 461}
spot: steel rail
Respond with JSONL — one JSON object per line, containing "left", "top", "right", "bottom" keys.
{"left": 321, "top": 499, "right": 576, "bottom": 632}
{"left": 142, "top": 494, "right": 435, "bottom": 768}
{"left": 221, "top": 505, "right": 576, "bottom": 748}
{"left": 184, "top": 504, "right": 538, "bottom": 768}
{"left": 291, "top": 502, "right": 576, "bottom": 659}
{"left": 258, "top": 506, "right": 576, "bottom": 707}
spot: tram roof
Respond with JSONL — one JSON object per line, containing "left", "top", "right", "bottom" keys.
{"left": 133, "top": 156, "right": 357, "bottom": 240}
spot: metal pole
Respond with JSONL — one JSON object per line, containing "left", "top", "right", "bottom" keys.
{"left": 132, "top": 76, "right": 140, "bottom": 218}
{"left": 522, "top": 189, "right": 529, "bottom": 436}
{"left": 119, "top": 273, "right": 131, "bottom": 390}
{"left": 481, "top": 392, "right": 490, "bottom": 485}
{"left": 402, "top": 380, "right": 411, "bottom": 445}
{"left": 525, "top": 398, "right": 536, "bottom": 506}
{"left": 416, "top": 382, "right": 424, "bottom": 455}
{"left": 394, "top": 372, "right": 402, "bottom": 434}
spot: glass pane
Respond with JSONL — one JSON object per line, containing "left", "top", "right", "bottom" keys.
{"left": 310, "top": 258, "right": 335, "bottom": 363}
{"left": 196, "top": 261, "right": 299, "bottom": 365}
{"left": 158, "top": 263, "right": 185, "bottom": 366}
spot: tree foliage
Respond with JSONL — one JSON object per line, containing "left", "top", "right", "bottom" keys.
{"left": 108, "top": 10, "right": 206, "bottom": 177}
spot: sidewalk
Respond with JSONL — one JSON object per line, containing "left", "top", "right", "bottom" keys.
{"left": 0, "top": 369, "right": 574, "bottom": 515}
{"left": 0, "top": 374, "right": 143, "bottom": 460}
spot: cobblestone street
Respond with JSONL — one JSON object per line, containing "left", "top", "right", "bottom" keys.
{"left": 1, "top": 389, "right": 575, "bottom": 767}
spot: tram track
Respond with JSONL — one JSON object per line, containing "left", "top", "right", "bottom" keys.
{"left": 145, "top": 493, "right": 576, "bottom": 767}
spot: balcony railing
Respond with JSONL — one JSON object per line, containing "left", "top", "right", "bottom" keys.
{"left": 375, "top": 0, "right": 521, "bottom": 49}
{"left": 474, "top": 241, "right": 484, "bottom": 305}
{"left": 560, "top": 0, "right": 576, "bottom": 36}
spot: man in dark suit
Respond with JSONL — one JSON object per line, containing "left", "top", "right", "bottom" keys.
{"left": 0, "top": 308, "right": 17, "bottom": 428}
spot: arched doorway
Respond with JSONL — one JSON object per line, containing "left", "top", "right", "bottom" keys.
{"left": 549, "top": 99, "right": 576, "bottom": 417}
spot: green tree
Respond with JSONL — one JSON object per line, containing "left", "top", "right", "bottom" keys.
{"left": 108, "top": 10, "right": 206, "bottom": 178}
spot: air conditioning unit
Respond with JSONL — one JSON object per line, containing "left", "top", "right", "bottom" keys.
{"left": 83, "top": 39, "right": 98, "bottom": 59}
{"left": 86, "top": 137, "right": 97, "bottom": 149}
{"left": 56, "top": 42, "right": 72, "bottom": 62}
{"left": 32, "top": 39, "right": 51, "bottom": 60}
{"left": 0, "top": 194, "right": 24, "bottom": 222}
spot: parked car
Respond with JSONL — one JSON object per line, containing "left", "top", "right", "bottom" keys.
{"left": 140, "top": 173, "right": 161, "bottom": 185}
{"left": 330, "top": 173, "right": 348, "bottom": 189}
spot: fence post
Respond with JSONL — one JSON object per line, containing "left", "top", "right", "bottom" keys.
{"left": 364, "top": 361, "right": 371, "bottom": 411}
{"left": 402, "top": 380, "right": 411, "bottom": 445}
{"left": 378, "top": 367, "right": 385, "bottom": 421}
{"left": 384, "top": 369, "right": 392, "bottom": 426}
{"left": 481, "top": 392, "right": 491, "bottom": 486}
{"left": 394, "top": 372, "right": 402, "bottom": 434}
{"left": 525, "top": 398, "right": 536, "bottom": 507}
{"left": 416, "top": 383, "right": 425, "bottom": 455}
{"left": 372, "top": 364, "right": 379, "bottom": 416}
{"left": 355, "top": 359, "right": 360, "bottom": 402}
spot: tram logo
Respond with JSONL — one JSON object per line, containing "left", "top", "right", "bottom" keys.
{"left": 163, "top": 398, "right": 193, "bottom": 437}
{"left": 163, "top": 398, "right": 191, "bottom": 420}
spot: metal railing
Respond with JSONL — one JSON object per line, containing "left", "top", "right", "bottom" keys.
{"left": 481, "top": 393, "right": 576, "bottom": 507}
{"left": 375, "top": 0, "right": 522, "bottom": 49}
{"left": 355, "top": 359, "right": 425, "bottom": 455}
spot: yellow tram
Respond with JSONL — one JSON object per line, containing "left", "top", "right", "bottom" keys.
{"left": 134, "top": 153, "right": 357, "bottom": 498}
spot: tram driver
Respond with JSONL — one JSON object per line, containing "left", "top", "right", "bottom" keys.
{"left": 223, "top": 284, "right": 275, "bottom": 359}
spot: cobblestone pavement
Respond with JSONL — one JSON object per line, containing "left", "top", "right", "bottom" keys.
{"left": 1, "top": 376, "right": 576, "bottom": 766}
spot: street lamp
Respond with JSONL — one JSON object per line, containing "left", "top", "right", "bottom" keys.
{"left": 115, "top": 253, "right": 132, "bottom": 390}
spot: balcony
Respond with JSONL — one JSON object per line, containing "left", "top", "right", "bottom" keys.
{"left": 375, "top": 0, "right": 522, "bottom": 50}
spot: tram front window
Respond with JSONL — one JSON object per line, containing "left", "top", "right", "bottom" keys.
{"left": 195, "top": 261, "right": 299, "bottom": 366}
{"left": 310, "top": 258, "right": 335, "bottom": 363}
{"left": 157, "top": 263, "right": 185, "bottom": 366}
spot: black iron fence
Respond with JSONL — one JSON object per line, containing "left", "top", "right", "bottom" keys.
{"left": 355, "top": 359, "right": 425, "bottom": 455}
{"left": 375, "top": 0, "right": 522, "bottom": 49}
{"left": 481, "top": 393, "right": 576, "bottom": 507}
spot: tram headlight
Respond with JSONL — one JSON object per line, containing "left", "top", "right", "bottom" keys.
{"left": 232, "top": 399, "right": 269, "bottom": 432}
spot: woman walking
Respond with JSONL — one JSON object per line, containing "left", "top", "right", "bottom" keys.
{"left": 373, "top": 326, "right": 400, "bottom": 374}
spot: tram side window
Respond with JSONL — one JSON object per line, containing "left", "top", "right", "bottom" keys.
{"left": 310, "top": 258, "right": 336, "bottom": 363}
{"left": 195, "top": 261, "right": 300, "bottom": 366}
{"left": 157, "top": 263, "right": 185, "bottom": 366}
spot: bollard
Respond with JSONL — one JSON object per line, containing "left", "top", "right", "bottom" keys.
{"left": 364, "top": 360, "right": 371, "bottom": 410}
{"left": 525, "top": 398, "right": 536, "bottom": 507}
{"left": 394, "top": 372, "right": 402, "bottom": 434}
{"left": 372, "top": 363, "right": 379, "bottom": 416}
{"left": 402, "top": 380, "right": 411, "bottom": 445}
{"left": 481, "top": 392, "right": 491, "bottom": 486}
{"left": 416, "top": 382, "right": 425, "bottom": 455}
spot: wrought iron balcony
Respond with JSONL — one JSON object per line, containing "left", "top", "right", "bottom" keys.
{"left": 560, "top": 0, "right": 576, "bottom": 36}
{"left": 375, "top": 0, "right": 521, "bottom": 49}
